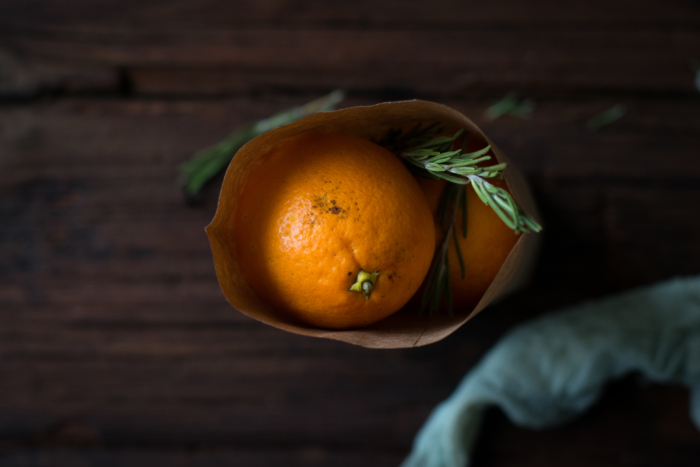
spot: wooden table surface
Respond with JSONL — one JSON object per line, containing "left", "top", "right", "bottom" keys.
{"left": 1, "top": 1, "right": 700, "bottom": 465}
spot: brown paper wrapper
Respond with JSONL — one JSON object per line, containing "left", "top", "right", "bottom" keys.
{"left": 206, "top": 100, "right": 542, "bottom": 349}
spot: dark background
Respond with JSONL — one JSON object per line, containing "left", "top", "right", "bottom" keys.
{"left": 1, "top": 1, "right": 700, "bottom": 465}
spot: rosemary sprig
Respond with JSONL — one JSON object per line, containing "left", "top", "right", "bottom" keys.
{"left": 485, "top": 92, "right": 535, "bottom": 120}
{"left": 587, "top": 104, "right": 626, "bottom": 131}
{"left": 179, "top": 90, "right": 344, "bottom": 198}
{"left": 378, "top": 123, "right": 542, "bottom": 315}
{"left": 381, "top": 123, "right": 541, "bottom": 235}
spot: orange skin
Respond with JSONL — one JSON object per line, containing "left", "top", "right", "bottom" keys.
{"left": 234, "top": 132, "right": 435, "bottom": 329}
{"left": 411, "top": 131, "right": 520, "bottom": 312}
{"left": 416, "top": 176, "right": 520, "bottom": 312}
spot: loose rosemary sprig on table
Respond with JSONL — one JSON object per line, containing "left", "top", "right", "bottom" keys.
{"left": 377, "top": 123, "right": 542, "bottom": 315}
{"left": 587, "top": 104, "right": 626, "bottom": 132}
{"left": 179, "top": 90, "right": 344, "bottom": 198}
{"left": 485, "top": 92, "right": 535, "bottom": 120}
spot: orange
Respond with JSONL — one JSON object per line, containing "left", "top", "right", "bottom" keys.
{"left": 412, "top": 131, "right": 521, "bottom": 313}
{"left": 417, "top": 177, "right": 520, "bottom": 311}
{"left": 233, "top": 132, "right": 435, "bottom": 329}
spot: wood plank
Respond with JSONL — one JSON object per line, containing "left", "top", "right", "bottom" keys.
{"left": 0, "top": 448, "right": 404, "bottom": 467}
{"left": 2, "top": 1, "right": 698, "bottom": 97}
{"left": 1, "top": 98, "right": 699, "bottom": 171}
{"left": 0, "top": 341, "right": 464, "bottom": 448}
{"left": 474, "top": 381, "right": 700, "bottom": 467}
{"left": 5, "top": 29, "right": 697, "bottom": 97}
{"left": 2, "top": 0, "right": 700, "bottom": 28}
{"left": 2, "top": 25, "right": 699, "bottom": 97}
{"left": 0, "top": 47, "right": 117, "bottom": 99}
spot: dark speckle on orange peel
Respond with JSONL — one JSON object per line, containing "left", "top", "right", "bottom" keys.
{"left": 233, "top": 132, "right": 435, "bottom": 329}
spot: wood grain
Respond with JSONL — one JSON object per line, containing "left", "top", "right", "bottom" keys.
{"left": 1, "top": 95, "right": 699, "bottom": 464}
{"left": 2, "top": 1, "right": 699, "bottom": 98}
{"left": 3, "top": 29, "right": 697, "bottom": 97}
{"left": 1, "top": 0, "right": 700, "bottom": 464}
{"left": 2, "top": 0, "right": 700, "bottom": 27}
